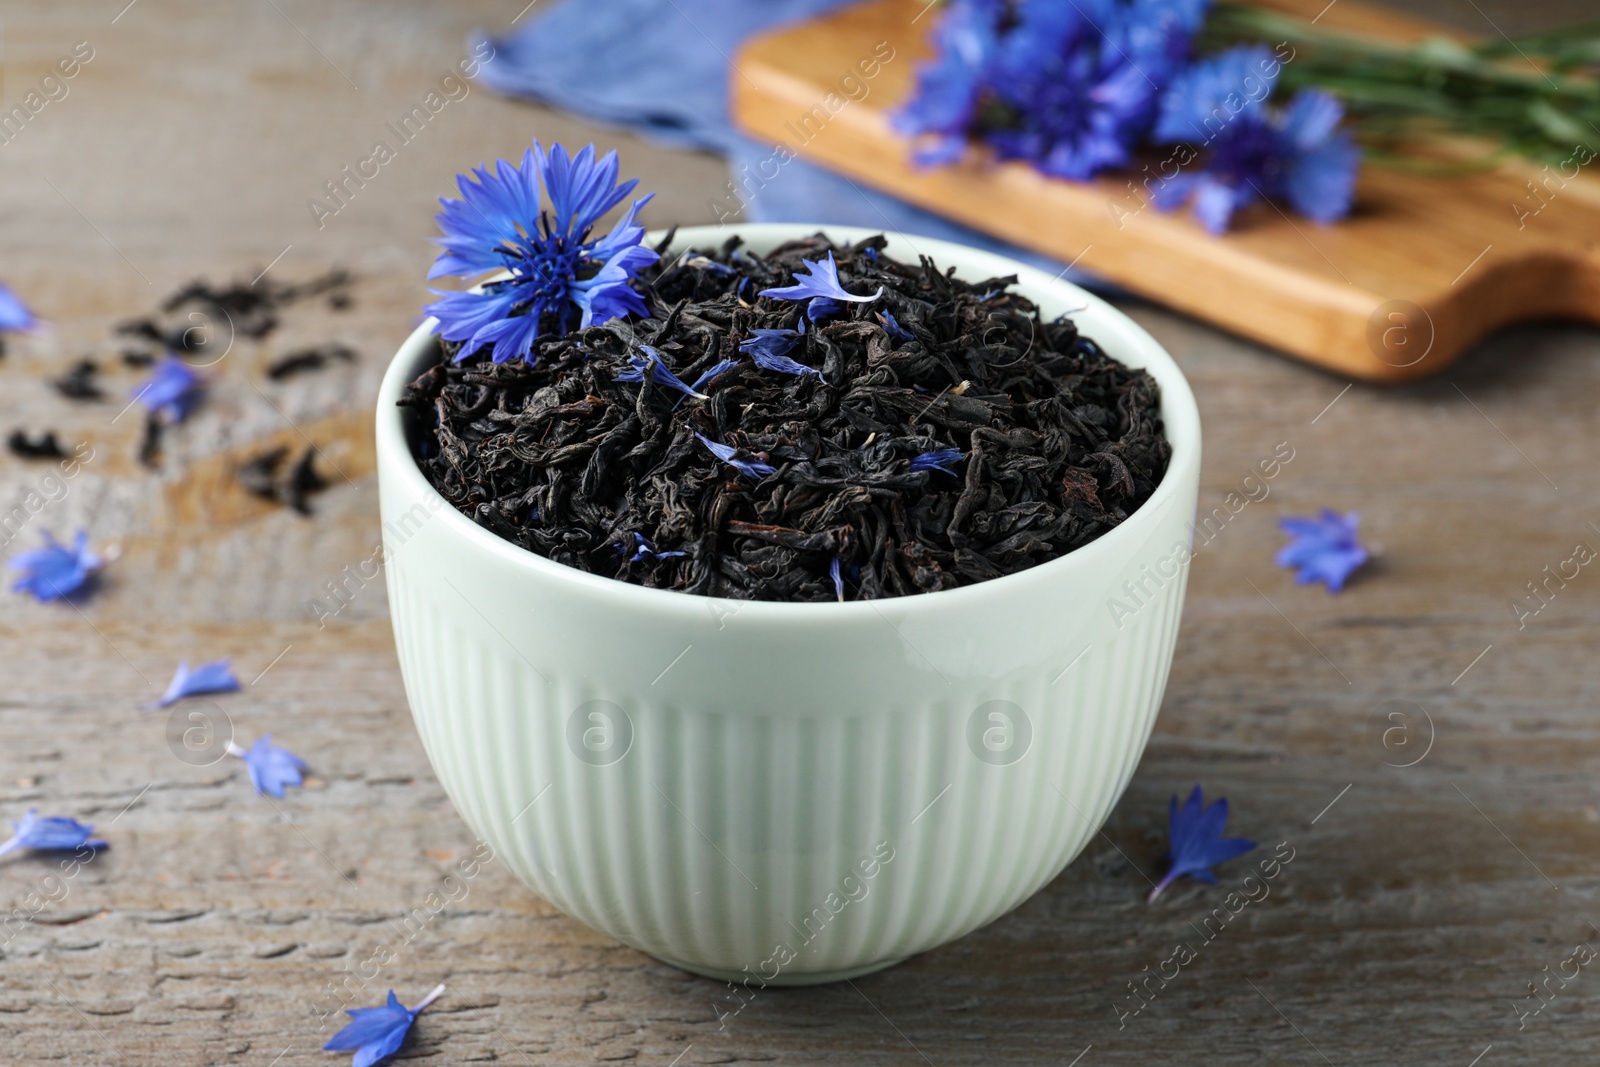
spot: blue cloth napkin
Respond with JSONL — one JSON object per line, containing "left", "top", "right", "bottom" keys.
{"left": 473, "top": 0, "right": 1096, "bottom": 283}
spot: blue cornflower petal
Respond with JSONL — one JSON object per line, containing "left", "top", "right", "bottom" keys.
{"left": 830, "top": 557, "right": 845, "bottom": 602}
{"left": 740, "top": 329, "right": 822, "bottom": 379}
{"left": 145, "top": 659, "right": 241, "bottom": 711}
{"left": 0, "top": 808, "right": 107, "bottom": 858}
{"left": 228, "top": 735, "right": 307, "bottom": 798}
{"left": 696, "top": 433, "right": 777, "bottom": 479}
{"left": 135, "top": 357, "right": 205, "bottom": 422}
{"left": 682, "top": 254, "right": 735, "bottom": 276}
{"left": 910, "top": 448, "right": 965, "bottom": 476}
{"left": 572, "top": 255, "right": 653, "bottom": 330}
{"left": 806, "top": 297, "right": 844, "bottom": 323}
{"left": 877, "top": 311, "right": 914, "bottom": 342}
{"left": 621, "top": 532, "right": 687, "bottom": 563}
{"left": 8, "top": 529, "right": 103, "bottom": 602}
{"left": 688, "top": 358, "right": 740, "bottom": 394}
{"left": 0, "top": 282, "right": 39, "bottom": 332}
{"left": 325, "top": 985, "right": 444, "bottom": 1067}
{"left": 1148, "top": 785, "right": 1256, "bottom": 901}
{"left": 760, "top": 252, "right": 883, "bottom": 306}
{"left": 615, "top": 346, "right": 706, "bottom": 400}
{"left": 536, "top": 142, "right": 637, "bottom": 238}
{"left": 1276, "top": 508, "right": 1368, "bottom": 592}
{"left": 426, "top": 140, "right": 658, "bottom": 363}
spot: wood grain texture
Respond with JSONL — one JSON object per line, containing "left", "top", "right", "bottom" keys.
{"left": 730, "top": 0, "right": 1600, "bottom": 382}
{"left": 1, "top": 1, "right": 1598, "bottom": 1064}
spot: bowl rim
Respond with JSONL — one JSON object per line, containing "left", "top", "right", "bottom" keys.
{"left": 376, "top": 222, "right": 1201, "bottom": 622}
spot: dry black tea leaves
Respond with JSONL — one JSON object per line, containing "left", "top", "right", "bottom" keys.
{"left": 138, "top": 415, "right": 163, "bottom": 469}
{"left": 403, "top": 234, "right": 1170, "bottom": 603}
{"left": 116, "top": 268, "right": 353, "bottom": 352}
{"left": 53, "top": 359, "right": 104, "bottom": 401}
{"left": 8, "top": 430, "right": 69, "bottom": 460}
{"left": 266, "top": 343, "right": 356, "bottom": 381}
{"left": 237, "top": 444, "right": 328, "bottom": 515}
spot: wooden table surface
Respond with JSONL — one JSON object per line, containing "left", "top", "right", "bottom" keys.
{"left": 1, "top": 2, "right": 1596, "bottom": 1064}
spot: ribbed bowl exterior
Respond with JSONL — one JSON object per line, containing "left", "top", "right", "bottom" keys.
{"left": 377, "top": 225, "right": 1201, "bottom": 985}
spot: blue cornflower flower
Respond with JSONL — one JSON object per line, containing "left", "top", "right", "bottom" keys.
{"left": 759, "top": 253, "right": 884, "bottom": 320}
{"left": 0, "top": 282, "right": 39, "bottom": 332}
{"left": 739, "top": 329, "right": 823, "bottom": 379}
{"left": 910, "top": 448, "right": 965, "bottom": 475}
{"left": 877, "top": 311, "right": 914, "bottom": 342}
{"left": 1153, "top": 48, "right": 1359, "bottom": 232}
{"left": 227, "top": 736, "right": 307, "bottom": 798}
{"left": 1276, "top": 508, "right": 1368, "bottom": 592}
{"left": 696, "top": 433, "right": 776, "bottom": 479}
{"left": 325, "top": 984, "right": 445, "bottom": 1067}
{"left": 619, "top": 532, "right": 687, "bottom": 563}
{"left": 0, "top": 808, "right": 106, "bottom": 858}
{"left": 144, "top": 660, "right": 241, "bottom": 711}
{"left": 614, "top": 345, "right": 706, "bottom": 400}
{"left": 1152, "top": 44, "right": 1277, "bottom": 144}
{"left": 892, "top": 0, "right": 1003, "bottom": 165}
{"left": 830, "top": 557, "right": 845, "bottom": 602}
{"left": 135, "top": 356, "right": 205, "bottom": 422}
{"left": 979, "top": 0, "right": 1165, "bottom": 181}
{"left": 1148, "top": 785, "right": 1255, "bottom": 901}
{"left": 8, "top": 530, "right": 103, "bottom": 602}
{"left": 425, "top": 141, "right": 658, "bottom": 364}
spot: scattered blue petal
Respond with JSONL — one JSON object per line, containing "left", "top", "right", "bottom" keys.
{"left": 0, "top": 282, "right": 39, "bottom": 332}
{"left": 806, "top": 297, "right": 844, "bottom": 323}
{"left": 688, "top": 358, "right": 740, "bottom": 394}
{"left": 696, "top": 432, "right": 776, "bottom": 479}
{"left": 910, "top": 448, "right": 965, "bottom": 476}
{"left": 877, "top": 311, "right": 914, "bottom": 342}
{"left": 135, "top": 357, "right": 205, "bottom": 422}
{"left": 740, "top": 329, "right": 823, "bottom": 379}
{"left": 0, "top": 808, "right": 106, "bottom": 858}
{"left": 8, "top": 530, "right": 103, "bottom": 602}
{"left": 1276, "top": 508, "right": 1368, "bottom": 592}
{"left": 425, "top": 141, "right": 657, "bottom": 364}
{"left": 759, "top": 252, "right": 883, "bottom": 306}
{"left": 615, "top": 345, "right": 706, "bottom": 399}
{"left": 830, "top": 557, "right": 845, "bottom": 602}
{"left": 146, "top": 659, "right": 240, "bottom": 710}
{"left": 619, "top": 532, "right": 687, "bottom": 563}
{"left": 1149, "top": 785, "right": 1255, "bottom": 901}
{"left": 683, "top": 253, "right": 735, "bottom": 276}
{"left": 325, "top": 984, "right": 444, "bottom": 1067}
{"left": 229, "top": 735, "right": 307, "bottom": 798}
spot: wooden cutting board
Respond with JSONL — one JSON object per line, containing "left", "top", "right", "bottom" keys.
{"left": 730, "top": 0, "right": 1600, "bottom": 381}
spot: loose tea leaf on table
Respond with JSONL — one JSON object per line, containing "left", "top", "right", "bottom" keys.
{"left": 402, "top": 234, "right": 1170, "bottom": 603}
{"left": 7, "top": 430, "right": 69, "bottom": 460}
{"left": 53, "top": 359, "right": 104, "bottom": 401}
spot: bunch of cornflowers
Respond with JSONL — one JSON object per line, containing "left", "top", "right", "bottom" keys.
{"left": 895, "top": 0, "right": 1360, "bottom": 231}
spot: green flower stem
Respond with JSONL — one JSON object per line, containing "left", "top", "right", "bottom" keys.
{"left": 1204, "top": 2, "right": 1600, "bottom": 168}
